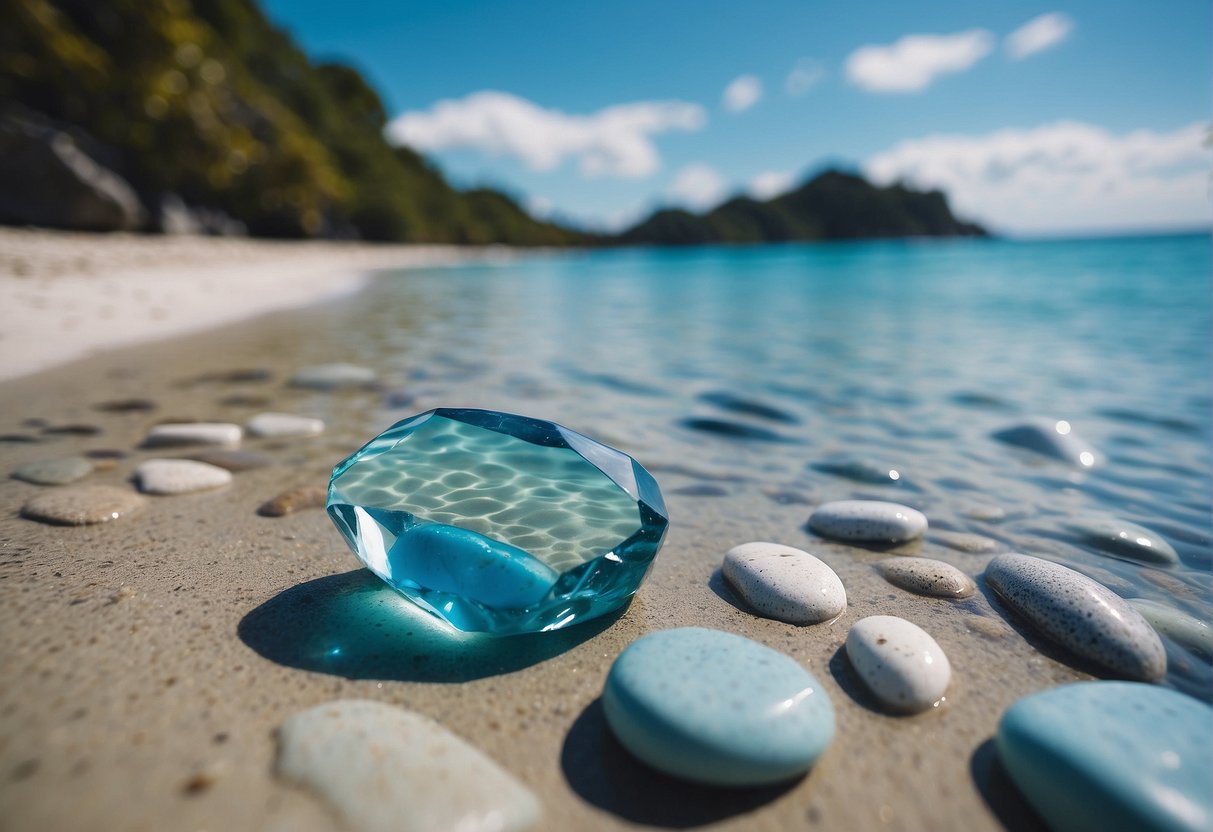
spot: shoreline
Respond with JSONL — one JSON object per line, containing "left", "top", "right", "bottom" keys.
{"left": 0, "top": 228, "right": 509, "bottom": 383}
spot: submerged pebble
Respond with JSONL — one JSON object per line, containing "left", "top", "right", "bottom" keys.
{"left": 933, "top": 530, "right": 1003, "bottom": 553}
{"left": 258, "top": 486, "right": 327, "bottom": 517}
{"left": 289, "top": 363, "right": 378, "bottom": 390}
{"left": 246, "top": 412, "right": 324, "bottom": 438}
{"left": 1065, "top": 515, "right": 1179, "bottom": 565}
{"left": 186, "top": 449, "right": 274, "bottom": 471}
{"left": 21, "top": 485, "right": 144, "bottom": 525}
{"left": 722, "top": 541, "right": 847, "bottom": 624}
{"left": 679, "top": 417, "right": 795, "bottom": 443}
{"left": 992, "top": 418, "right": 1099, "bottom": 467}
{"left": 876, "top": 558, "right": 975, "bottom": 598}
{"left": 143, "top": 422, "right": 241, "bottom": 448}
{"left": 845, "top": 615, "right": 951, "bottom": 714}
{"left": 12, "top": 456, "right": 93, "bottom": 485}
{"left": 135, "top": 459, "right": 232, "bottom": 495}
{"left": 1127, "top": 599, "right": 1213, "bottom": 659}
{"left": 998, "top": 681, "right": 1212, "bottom": 832}
{"left": 808, "top": 500, "right": 927, "bottom": 543}
{"left": 985, "top": 554, "right": 1166, "bottom": 681}
{"left": 276, "top": 699, "right": 539, "bottom": 832}
{"left": 811, "top": 455, "right": 908, "bottom": 486}
{"left": 603, "top": 627, "right": 834, "bottom": 786}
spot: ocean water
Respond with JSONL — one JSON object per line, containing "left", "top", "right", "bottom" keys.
{"left": 316, "top": 233, "right": 1211, "bottom": 692}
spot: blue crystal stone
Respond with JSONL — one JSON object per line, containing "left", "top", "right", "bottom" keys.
{"left": 326, "top": 408, "right": 669, "bottom": 635}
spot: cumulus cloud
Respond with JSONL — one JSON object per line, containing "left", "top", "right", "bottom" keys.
{"left": 668, "top": 164, "right": 728, "bottom": 210}
{"left": 845, "top": 29, "right": 994, "bottom": 93}
{"left": 1005, "top": 12, "right": 1074, "bottom": 60}
{"left": 385, "top": 91, "right": 706, "bottom": 178}
{"left": 722, "top": 75, "right": 763, "bottom": 113}
{"left": 785, "top": 59, "right": 825, "bottom": 96}
{"left": 864, "top": 121, "right": 1210, "bottom": 233}
{"left": 749, "top": 170, "right": 797, "bottom": 200}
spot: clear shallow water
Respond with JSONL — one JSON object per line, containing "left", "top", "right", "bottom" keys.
{"left": 319, "top": 234, "right": 1211, "bottom": 692}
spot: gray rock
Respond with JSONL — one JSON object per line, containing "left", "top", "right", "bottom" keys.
{"left": 246, "top": 412, "right": 324, "bottom": 438}
{"left": 12, "top": 456, "right": 93, "bottom": 485}
{"left": 808, "top": 500, "right": 927, "bottom": 543}
{"left": 985, "top": 554, "right": 1165, "bottom": 681}
{"left": 21, "top": 485, "right": 144, "bottom": 525}
{"left": 1127, "top": 599, "right": 1213, "bottom": 660}
{"left": 1065, "top": 516, "right": 1179, "bottom": 565}
{"left": 135, "top": 459, "right": 231, "bottom": 495}
{"left": 143, "top": 422, "right": 241, "bottom": 448}
{"left": 992, "top": 418, "right": 1099, "bottom": 467}
{"left": 876, "top": 557, "right": 975, "bottom": 598}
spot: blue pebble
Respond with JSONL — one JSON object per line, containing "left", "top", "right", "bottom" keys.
{"left": 603, "top": 627, "right": 834, "bottom": 786}
{"left": 998, "top": 681, "right": 1213, "bottom": 832}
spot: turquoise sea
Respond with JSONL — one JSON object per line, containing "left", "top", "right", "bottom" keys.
{"left": 313, "top": 232, "right": 1211, "bottom": 694}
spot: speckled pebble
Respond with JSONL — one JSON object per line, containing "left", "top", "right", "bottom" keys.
{"left": 258, "top": 486, "right": 327, "bottom": 517}
{"left": 603, "top": 627, "right": 835, "bottom": 786}
{"left": 246, "top": 412, "right": 325, "bottom": 438}
{"left": 1065, "top": 516, "right": 1179, "bottom": 565}
{"left": 722, "top": 541, "right": 846, "bottom": 624}
{"left": 288, "top": 363, "right": 378, "bottom": 390}
{"left": 876, "top": 558, "right": 975, "bottom": 598}
{"left": 1127, "top": 599, "right": 1213, "bottom": 660}
{"left": 276, "top": 699, "right": 539, "bottom": 832}
{"left": 135, "top": 459, "right": 232, "bottom": 495}
{"left": 142, "top": 422, "right": 241, "bottom": 448}
{"left": 808, "top": 500, "right": 927, "bottom": 543}
{"left": 985, "top": 554, "right": 1166, "bottom": 681}
{"left": 998, "top": 681, "right": 1212, "bottom": 832}
{"left": 845, "top": 615, "right": 951, "bottom": 714}
{"left": 933, "top": 530, "right": 1003, "bottom": 553}
{"left": 185, "top": 449, "right": 275, "bottom": 471}
{"left": 21, "top": 485, "right": 144, "bottom": 525}
{"left": 992, "top": 418, "right": 1099, "bottom": 467}
{"left": 12, "top": 456, "right": 93, "bottom": 485}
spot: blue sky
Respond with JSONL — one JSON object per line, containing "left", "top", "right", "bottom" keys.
{"left": 263, "top": 0, "right": 1210, "bottom": 235}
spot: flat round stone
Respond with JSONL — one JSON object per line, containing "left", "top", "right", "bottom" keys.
{"left": 845, "top": 615, "right": 951, "bottom": 714}
{"left": 1065, "top": 515, "right": 1179, "bottom": 565}
{"left": 992, "top": 418, "right": 1099, "bottom": 467}
{"left": 722, "top": 541, "right": 846, "bottom": 624}
{"left": 12, "top": 455, "right": 93, "bottom": 485}
{"left": 143, "top": 422, "right": 242, "bottom": 448}
{"left": 21, "top": 485, "right": 144, "bottom": 525}
{"left": 135, "top": 459, "right": 232, "bottom": 495}
{"left": 277, "top": 699, "right": 539, "bottom": 832}
{"left": 289, "top": 363, "right": 378, "bottom": 390}
{"left": 808, "top": 500, "right": 927, "bottom": 543}
{"left": 246, "top": 412, "right": 324, "bottom": 438}
{"left": 602, "top": 627, "right": 834, "bottom": 786}
{"left": 876, "top": 557, "right": 975, "bottom": 598}
{"left": 985, "top": 554, "right": 1166, "bottom": 681}
{"left": 998, "top": 681, "right": 1212, "bottom": 832}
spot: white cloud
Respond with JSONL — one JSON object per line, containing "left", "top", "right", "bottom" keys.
{"left": 668, "top": 164, "right": 728, "bottom": 210}
{"left": 1005, "top": 12, "right": 1074, "bottom": 60}
{"left": 749, "top": 170, "right": 797, "bottom": 200}
{"left": 385, "top": 90, "right": 706, "bottom": 178}
{"left": 846, "top": 29, "right": 994, "bottom": 93}
{"left": 864, "top": 121, "right": 1211, "bottom": 233}
{"left": 722, "top": 75, "right": 763, "bottom": 113}
{"left": 786, "top": 59, "right": 825, "bottom": 96}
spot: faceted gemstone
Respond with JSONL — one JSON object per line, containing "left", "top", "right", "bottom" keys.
{"left": 326, "top": 408, "right": 669, "bottom": 635}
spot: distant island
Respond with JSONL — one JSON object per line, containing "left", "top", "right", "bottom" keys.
{"left": 0, "top": 0, "right": 986, "bottom": 245}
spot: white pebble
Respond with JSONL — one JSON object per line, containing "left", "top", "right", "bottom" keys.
{"left": 985, "top": 554, "right": 1166, "bottom": 681}
{"left": 876, "top": 557, "right": 975, "bottom": 598}
{"left": 809, "top": 500, "right": 927, "bottom": 543}
{"left": 276, "top": 700, "right": 539, "bottom": 832}
{"left": 846, "top": 615, "right": 951, "bottom": 714}
{"left": 289, "top": 363, "right": 378, "bottom": 390}
{"left": 722, "top": 542, "right": 846, "bottom": 624}
{"left": 143, "top": 422, "right": 241, "bottom": 448}
{"left": 1127, "top": 598, "right": 1213, "bottom": 660}
{"left": 246, "top": 412, "right": 325, "bottom": 438}
{"left": 135, "top": 459, "right": 232, "bottom": 495}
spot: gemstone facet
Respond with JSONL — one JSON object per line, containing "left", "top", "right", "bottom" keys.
{"left": 326, "top": 408, "right": 669, "bottom": 635}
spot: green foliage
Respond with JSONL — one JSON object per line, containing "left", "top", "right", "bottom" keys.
{"left": 620, "top": 169, "right": 988, "bottom": 245}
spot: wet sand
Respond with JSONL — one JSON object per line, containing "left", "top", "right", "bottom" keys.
{"left": 0, "top": 236, "right": 1078, "bottom": 832}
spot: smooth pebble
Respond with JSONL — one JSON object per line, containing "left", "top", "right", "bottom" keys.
{"left": 135, "top": 459, "right": 232, "bottom": 495}
{"left": 933, "top": 530, "right": 1002, "bottom": 553}
{"left": 12, "top": 456, "right": 93, "bottom": 485}
{"left": 1065, "top": 515, "right": 1179, "bottom": 565}
{"left": 992, "top": 417, "right": 1099, "bottom": 467}
{"left": 876, "top": 557, "right": 975, "bottom": 598}
{"left": 143, "top": 422, "right": 241, "bottom": 448}
{"left": 1127, "top": 599, "right": 1213, "bottom": 660}
{"left": 846, "top": 615, "right": 951, "bottom": 714}
{"left": 985, "top": 554, "right": 1166, "bottom": 681}
{"left": 808, "top": 499, "right": 927, "bottom": 543}
{"left": 21, "top": 485, "right": 144, "bottom": 525}
{"left": 258, "top": 486, "right": 327, "bottom": 517}
{"left": 186, "top": 449, "right": 275, "bottom": 471}
{"left": 246, "top": 412, "right": 325, "bottom": 438}
{"left": 811, "top": 455, "right": 908, "bottom": 486}
{"left": 276, "top": 699, "right": 539, "bottom": 832}
{"left": 722, "top": 541, "right": 846, "bottom": 624}
{"left": 289, "top": 363, "right": 378, "bottom": 390}
{"left": 998, "top": 681, "right": 1212, "bottom": 832}
{"left": 603, "top": 627, "right": 834, "bottom": 786}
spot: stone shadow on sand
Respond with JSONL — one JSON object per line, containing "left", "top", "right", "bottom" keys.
{"left": 969, "top": 739, "right": 1049, "bottom": 831}
{"left": 238, "top": 569, "right": 620, "bottom": 683}
{"left": 561, "top": 699, "right": 801, "bottom": 828}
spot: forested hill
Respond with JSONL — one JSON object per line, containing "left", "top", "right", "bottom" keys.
{"left": 0, "top": 0, "right": 591, "bottom": 244}
{"left": 618, "top": 170, "right": 988, "bottom": 245}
